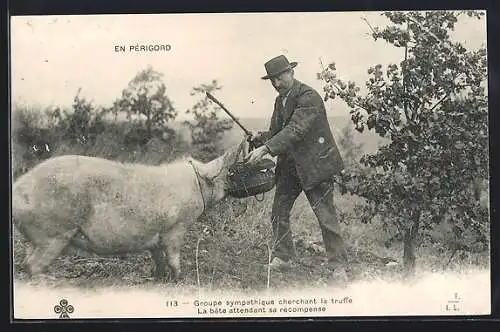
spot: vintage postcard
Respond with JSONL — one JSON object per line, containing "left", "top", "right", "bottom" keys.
{"left": 10, "top": 11, "right": 490, "bottom": 319}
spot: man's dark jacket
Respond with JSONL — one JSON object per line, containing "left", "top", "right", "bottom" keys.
{"left": 260, "top": 79, "right": 344, "bottom": 191}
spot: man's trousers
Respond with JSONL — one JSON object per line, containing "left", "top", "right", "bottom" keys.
{"left": 270, "top": 160, "right": 348, "bottom": 265}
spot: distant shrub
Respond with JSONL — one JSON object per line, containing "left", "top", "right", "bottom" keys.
{"left": 51, "top": 90, "right": 108, "bottom": 145}
{"left": 11, "top": 104, "right": 57, "bottom": 178}
{"left": 12, "top": 88, "right": 190, "bottom": 180}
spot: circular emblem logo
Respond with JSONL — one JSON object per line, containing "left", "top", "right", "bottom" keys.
{"left": 54, "top": 299, "right": 74, "bottom": 319}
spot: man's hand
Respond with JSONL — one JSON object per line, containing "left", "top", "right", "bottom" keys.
{"left": 249, "top": 130, "right": 260, "bottom": 139}
{"left": 248, "top": 130, "right": 263, "bottom": 142}
{"left": 247, "top": 130, "right": 265, "bottom": 149}
{"left": 246, "top": 145, "right": 270, "bottom": 164}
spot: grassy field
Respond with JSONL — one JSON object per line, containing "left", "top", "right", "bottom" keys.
{"left": 12, "top": 185, "right": 489, "bottom": 293}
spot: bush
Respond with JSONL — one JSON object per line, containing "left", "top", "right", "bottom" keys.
{"left": 11, "top": 104, "right": 57, "bottom": 179}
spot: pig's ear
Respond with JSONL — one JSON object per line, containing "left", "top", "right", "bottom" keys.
{"left": 187, "top": 156, "right": 209, "bottom": 178}
{"left": 195, "top": 136, "right": 247, "bottom": 180}
{"left": 194, "top": 155, "right": 224, "bottom": 180}
{"left": 222, "top": 136, "right": 247, "bottom": 167}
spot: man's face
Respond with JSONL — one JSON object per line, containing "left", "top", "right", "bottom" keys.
{"left": 270, "top": 70, "right": 294, "bottom": 96}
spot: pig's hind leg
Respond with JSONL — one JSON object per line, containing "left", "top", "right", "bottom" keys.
{"left": 25, "top": 228, "right": 79, "bottom": 277}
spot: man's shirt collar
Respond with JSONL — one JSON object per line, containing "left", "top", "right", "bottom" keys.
{"left": 281, "top": 87, "right": 293, "bottom": 108}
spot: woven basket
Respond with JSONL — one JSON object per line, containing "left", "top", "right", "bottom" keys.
{"left": 227, "top": 158, "right": 276, "bottom": 198}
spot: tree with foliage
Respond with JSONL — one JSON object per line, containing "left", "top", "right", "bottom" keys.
{"left": 184, "top": 80, "right": 234, "bottom": 161}
{"left": 318, "top": 11, "right": 488, "bottom": 275}
{"left": 114, "top": 66, "right": 176, "bottom": 141}
{"left": 51, "top": 89, "right": 107, "bottom": 145}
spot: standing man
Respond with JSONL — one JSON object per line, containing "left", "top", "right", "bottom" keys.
{"left": 246, "top": 55, "right": 348, "bottom": 272}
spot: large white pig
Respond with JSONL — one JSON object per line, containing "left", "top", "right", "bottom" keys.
{"left": 12, "top": 137, "right": 248, "bottom": 282}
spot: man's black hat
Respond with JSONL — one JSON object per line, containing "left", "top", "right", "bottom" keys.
{"left": 261, "top": 55, "right": 298, "bottom": 80}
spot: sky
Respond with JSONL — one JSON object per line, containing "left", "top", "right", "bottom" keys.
{"left": 10, "top": 11, "right": 487, "bottom": 122}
